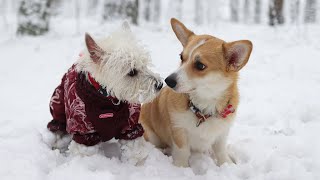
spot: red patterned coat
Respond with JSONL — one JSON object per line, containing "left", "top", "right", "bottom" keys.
{"left": 47, "top": 65, "right": 143, "bottom": 146}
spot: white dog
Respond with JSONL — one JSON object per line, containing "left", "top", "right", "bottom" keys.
{"left": 43, "top": 22, "right": 162, "bottom": 163}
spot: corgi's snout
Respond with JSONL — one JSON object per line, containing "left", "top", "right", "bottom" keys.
{"left": 165, "top": 74, "right": 177, "bottom": 89}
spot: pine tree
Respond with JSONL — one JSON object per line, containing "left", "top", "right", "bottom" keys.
{"left": 152, "top": 0, "right": 161, "bottom": 23}
{"left": 243, "top": 0, "right": 250, "bottom": 23}
{"left": 87, "top": 0, "right": 99, "bottom": 16}
{"left": 254, "top": 0, "right": 261, "bottom": 24}
{"left": 75, "top": 0, "right": 80, "bottom": 34}
{"left": 103, "top": 0, "right": 122, "bottom": 21}
{"left": 195, "top": 0, "right": 204, "bottom": 25}
{"left": 143, "top": 0, "right": 151, "bottom": 22}
{"left": 269, "top": 0, "right": 284, "bottom": 26}
{"left": 1, "top": 0, "right": 8, "bottom": 30}
{"left": 103, "top": 0, "right": 139, "bottom": 25}
{"left": 230, "top": 0, "right": 239, "bottom": 22}
{"left": 290, "top": 0, "right": 300, "bottom": 24}
{"left": 170, "top": 0, "right": 183, "bottom": 20}
{"left": 304, "top": 0, "right": 317, "bottom": 23}
{"left": 123, "top": 0, "right": 139, "bottom": 25}
{"left": 17, "top": 0, "right": 53, "bottom": 36}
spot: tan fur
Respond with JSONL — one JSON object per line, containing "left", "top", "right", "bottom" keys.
{"left": 140, "top": 18, "right": 253, "bottom": 167}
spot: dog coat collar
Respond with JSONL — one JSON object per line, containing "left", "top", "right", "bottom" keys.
{"left": 189, "top": 101, "right": 235, "bottom": 127}
{"left": 87, "top": 72, "right": 112, "bottom": 97}
{"left": 87, "top": 73, "right": 100, "bottom": 90}
{"left": 79, "top": 53, "right": 111, "bottom": 97}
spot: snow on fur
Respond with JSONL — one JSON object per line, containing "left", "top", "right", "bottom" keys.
{"left": 76, "top": 24, "right": 161, "bottom": 103}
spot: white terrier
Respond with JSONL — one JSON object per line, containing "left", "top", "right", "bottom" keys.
{"left": 44, "top": 22, "right": 162, "bottom": 162}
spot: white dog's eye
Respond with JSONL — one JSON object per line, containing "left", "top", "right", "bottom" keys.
{"left": 128, "top": 69, "right": 138, "bottom": 77}
{"left": 179, "top": 53, "right": 184, "bottom": 62}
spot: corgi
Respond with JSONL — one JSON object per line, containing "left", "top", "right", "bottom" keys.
{"left": 139, "top": 18, "right": 253, "bottom": 167}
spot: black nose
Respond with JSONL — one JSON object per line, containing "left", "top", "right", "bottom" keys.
{"left": 155, "top": 82, "right": 163, "bottom": 91}
{"left": 165, "top": 74, "right": 177, "bottom": 88}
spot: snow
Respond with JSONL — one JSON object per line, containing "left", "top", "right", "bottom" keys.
{"left": 1, "top": 19, "right": 320, "bottom": 180}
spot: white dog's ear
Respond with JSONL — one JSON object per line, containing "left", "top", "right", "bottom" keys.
{"left": 85, "top": 33, "right": 105, "bottom": 63}
{"left": 170, "top": 18, "right": 194, "bottom": 47}
{"left": 223, "top": 40, "right": 253, "bottom": 72}
{"left": 122, "top": 21, "right": 131, "bottom": 32}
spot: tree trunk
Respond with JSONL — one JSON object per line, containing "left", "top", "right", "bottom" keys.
{"left": 269, "top": 0, "right": 284, "bottom": 26}
{"left": 124, "top": 0, "right": 139, "bottom": 25}
{"left": 304, "top": 0, "right": 317, "bottom": 23}
{"left": 243, "top": 0, "right": 250, "bottom": 23}
{"left": 75, "top": 0, "right": 80, "bottom": 34}
{"left": 87, "top": 0, "right": 99, "bottom": 16}
{"left": 254, "top": 0, "right": 261, "bottom": 24}
{"left": 174, "top": 0, "right": 183, "bottom": 20}
{"left": 103, "top": 0, "right": 139, "bottom": 25}
{"left": 230, "top": 0, "right": 239, "bottom": 22}
{"left": 290, "top": 0, "right": 300, "bottom": 23}
{"left": 152, "top": 0, "right": 161, "bottom": 23}
{"left": 103, "top": 0, "right": 121, "bottom": 21}
{"left": 144, "top": 0, "right": 151, "bottom": 22}
{"left": 1, "top": 0, "right": 8, "bottom": 30}
{"left": 195, "top": 0, "right": 204, "bottom": 25}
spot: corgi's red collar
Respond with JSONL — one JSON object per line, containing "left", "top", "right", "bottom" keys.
{"left": 189, "top": 101, "right": 235, "bottom": 127}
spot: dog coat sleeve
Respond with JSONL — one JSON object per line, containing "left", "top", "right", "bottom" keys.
{"left": 117, "top": 104, "right": 144, "bottom": 140}
{"left": 72, "top": 132, "right": 102, "bottom": 146}
{"left": 47, "top": 74, "right": 67, "bottom": 133}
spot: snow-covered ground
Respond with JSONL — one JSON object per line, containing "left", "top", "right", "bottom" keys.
{"left": 1, "top": 19, "right": 320, "bottom": 180}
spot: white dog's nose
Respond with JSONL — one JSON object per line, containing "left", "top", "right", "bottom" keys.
{"left": 155, "top": 82, "right": 163, "bottom": 91}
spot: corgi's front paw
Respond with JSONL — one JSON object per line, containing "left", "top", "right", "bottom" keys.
{"left": 172, "top": 145, "right": 190, "bottom": 167}
{"left": 68, "top": 141, "right": 100, "bottom": 156}
{"left": 216, "top": 154, "right": 234, "bottom": 166}
{"left": 173, "top": 158, "right": 189, "bottom": 167}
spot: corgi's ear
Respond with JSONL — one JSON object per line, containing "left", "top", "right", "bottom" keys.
{"left": 223, "top": 40, "right": 253, "bottom": 72}
{"left": 170, "top": 18, "right": 194, "bottom": 47}
{"left": 85, "top": 33, "right": 105, "bottom": 63}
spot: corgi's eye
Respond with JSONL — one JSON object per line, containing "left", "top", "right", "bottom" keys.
{"left": 195, "top": 61, "right": 206, "bottom": 71}
{"left": 128, "top": 69, "right": 138, "bottom": 77}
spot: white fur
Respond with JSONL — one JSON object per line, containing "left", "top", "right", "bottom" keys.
{"left": 76, "top": 23, "right": 162, "bottom": 104}
{"left": 173, "top": 65, "right": 192, "bottom": 93}
{"left": 175, "top": 68, "right": 232, "bottom": 114}
{"left": 189, "top": 72, "right": 232, "bottom": 114}
{"left": 172, "top": 112, "right": 234, "bottom": 151}
{"left": 171, "top": 141, "right": 191, "bottom": 167}
{"left": 169, "top": 70, "right": 234, "bottom": 166}
{"left": 169, "top": 43, "right": 234, "bottom": 165}
{"left": 188, "top": 40, "right": 206, "bottom": 59}
{"left": 171, "top": 110, "right": 235, "bottom": 166}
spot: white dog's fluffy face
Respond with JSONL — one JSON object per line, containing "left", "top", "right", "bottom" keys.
{"left": 76, "top": 23, "right": 162, "bottom": 104}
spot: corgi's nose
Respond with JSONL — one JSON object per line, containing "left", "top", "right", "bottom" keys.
{"left": 165, "top": 74, "right": 177, "bottom": 88}
{"left": 155, "top": 82, "right": 163, "bottom": 91}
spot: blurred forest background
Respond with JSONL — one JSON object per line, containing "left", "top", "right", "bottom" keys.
{"left": 0, "top": 0, "right": 319, "bottom": 36}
